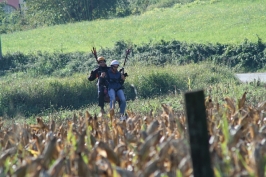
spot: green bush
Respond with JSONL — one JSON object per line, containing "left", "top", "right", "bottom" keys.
{"left": 0, "top": 76, "right": 97, "bottom": 117}
{"left": 131, "top": 71, "right": 187, "bottom": 98}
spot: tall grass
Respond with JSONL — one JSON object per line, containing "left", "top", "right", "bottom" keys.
{"left": 2, "top": 0, "right": 266, "bottom": 54}
{"left": 0, "top": 74, "right": 97, "bottom": 117}
{"left": 2, "top": 61, "right": 265, "bottom": 119}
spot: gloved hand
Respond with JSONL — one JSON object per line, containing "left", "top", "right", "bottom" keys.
{"left": 119, "top": 68, "right": 128, "bottom": 77}
{"left": 119, "top": 68, "right": 124, "bottom": 73}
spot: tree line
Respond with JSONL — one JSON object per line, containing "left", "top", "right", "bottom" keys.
{"left": 0, "top": 0, "right": 194, "bottom": 33}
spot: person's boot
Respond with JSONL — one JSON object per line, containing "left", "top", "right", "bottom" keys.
{"left": 120, "top": 114, "right": 127, "bottom": 121}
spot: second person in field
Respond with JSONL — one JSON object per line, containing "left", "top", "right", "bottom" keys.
{"left": 100, "top": 60, "right": 127, "bottom": 120}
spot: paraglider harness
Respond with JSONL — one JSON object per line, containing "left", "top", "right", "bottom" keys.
{"left": 91, "top": 47, "right": 130, "bottom": 103}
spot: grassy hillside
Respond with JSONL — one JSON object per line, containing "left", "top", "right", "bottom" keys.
{"left": 2, "top": 0, "right": 266, "bottom": 54}
{"left": 1, "top": 0, "right": 266, "bottom": 118}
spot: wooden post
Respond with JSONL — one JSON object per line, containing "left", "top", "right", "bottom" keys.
{"left": 184, "top": 90, "right": 214, "bottom": 177}
{"left": 0, "top": 35, "right": 2, "bottom": 60}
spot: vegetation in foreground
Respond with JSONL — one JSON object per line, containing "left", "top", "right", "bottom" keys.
{"left": 0, "top": 87, "right": 265, "bottom": 176}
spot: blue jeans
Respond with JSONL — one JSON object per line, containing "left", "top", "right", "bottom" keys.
{"left": 108, "top": 88, "right": 126, "bottom": 114}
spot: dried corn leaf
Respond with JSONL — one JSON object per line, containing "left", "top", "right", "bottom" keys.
{"left": 238, "top": 92, "right": 247, "bottom": 110}
{"left": 224, "top": 97, "right": 236, "bottom": 114}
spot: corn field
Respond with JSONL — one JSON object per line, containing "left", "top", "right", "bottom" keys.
{"left": 0, "top": 91, "right": 265, "bottom": 177}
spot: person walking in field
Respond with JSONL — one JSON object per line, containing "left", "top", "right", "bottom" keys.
{"left": 88, "top": 56, "right": 109, "bottom": 114}
{"left": 102, "top": 60, "right": 127, "bottom": 121}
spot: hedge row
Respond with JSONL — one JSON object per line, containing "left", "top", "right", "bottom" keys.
{"left": 0, "top": 38, "right": 265, "bottom": 77}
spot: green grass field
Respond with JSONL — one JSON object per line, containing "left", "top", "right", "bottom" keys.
{"left": 1, "top": 0, "right": 266, "bottom": 119}
{"left": 2, "top": 0, "right": 266, "bottom": 54}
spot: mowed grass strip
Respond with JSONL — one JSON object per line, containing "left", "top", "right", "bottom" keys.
{"left": 2, "top": 0, "right": 266, "bottom": 54}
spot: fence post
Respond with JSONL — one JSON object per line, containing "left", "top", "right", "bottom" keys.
{"left": 184, "top": 90, "right": 214, "bottom": 177}
{"left": 0, "top": 35, "right": 2, "bottom": 60}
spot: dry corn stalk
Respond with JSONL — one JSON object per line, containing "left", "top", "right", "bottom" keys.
{"left": 0, "top": 96, "right": 265, "bottom": 177}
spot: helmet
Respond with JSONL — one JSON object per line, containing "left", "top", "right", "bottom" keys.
{"left": 97, "top": 56, "right": 105, "bottom": 62}
{"left": 110, "top": 60, "right": 119, "bottom": 66}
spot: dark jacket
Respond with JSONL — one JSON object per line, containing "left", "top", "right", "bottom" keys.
{"left": 88, "top": 66, "right": 110, "bottom": 81}
{"left": 103, "top": 68, "right": 124, "bottom": 91}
